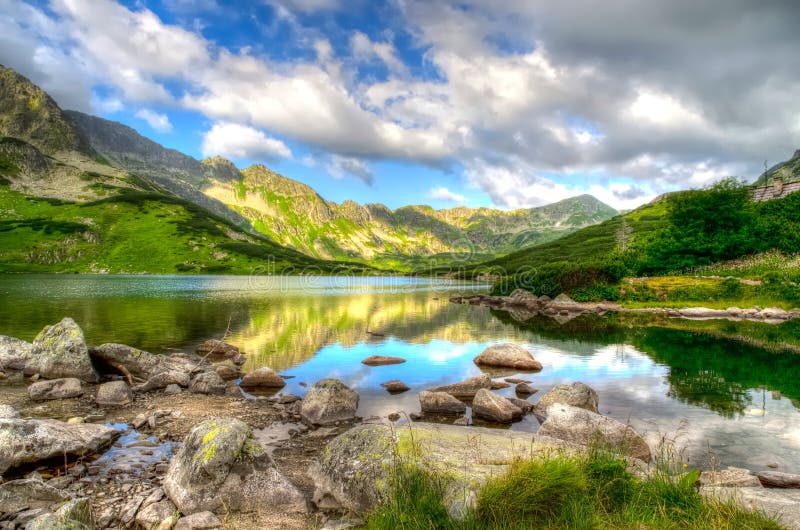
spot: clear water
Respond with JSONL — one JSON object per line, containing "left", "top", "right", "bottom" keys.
{"left": 1, "top": 274, "right": 800, "bottom": 473}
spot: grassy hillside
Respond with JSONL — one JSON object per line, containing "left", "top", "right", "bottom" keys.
{"left": 0, "top": 184, "right": 372, "bottom": 274}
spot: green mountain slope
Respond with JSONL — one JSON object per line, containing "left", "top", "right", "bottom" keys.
{"left": 203, "top": 166, "right": 618, "bottom": 263}
{"left": 753, "top": 149, "right": 800, "bottom": 186}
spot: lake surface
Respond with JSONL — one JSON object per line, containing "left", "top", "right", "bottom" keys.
{"left": 2, "top": 274, "right": 800, "bottom": 473}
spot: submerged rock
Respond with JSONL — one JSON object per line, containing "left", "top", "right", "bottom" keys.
{"left": 419, "top": 391, "right": 466, "bottom": 415}
{"left": 240, "top": 367, "right": 286, "bottom": 389}
{"left": 300, "top": 379, "right": 359, "bottom": 426}
{"left": 309, "top": 423, "right": 582, "bottom": 517}
{"left": 471, "top": 388, "right": 522, "bottom": 423}
{"left": 163, "top": 417, "right": 306, "bottom": 515}
{"left": 538, "top": 403, "right": 651, "bottom": 461}
{"left": 515, "top": 382, "right": 537, "bottom": 396}
{"left": 95, "top": 380, "right": 133, "bottom": 406}
{"left": 0, "top": 418, "right": 122, "bottom": 474}
{"left": 430, "top": 374, "right": 492, "bottom": 399}
{"left": 537, "top": 382, "right": 599, "bottom": 414}
{"left": 29, "top": 318, "right": 98, "bottom": 383}
{"left": 473, "top": 343, "right": 542, "bottom": 371}
{"left": 28, "top": 378, "right": 84, "bottom": 401}
{"left": 361, "top": 355, "right": 406, "bottom": 366}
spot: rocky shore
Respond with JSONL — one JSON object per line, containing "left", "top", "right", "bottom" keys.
{"left": 1, "top": 317, "right": 799, "bottom": 529}
{"left": 450, "top": 290, "right": 800, "bottom": 323}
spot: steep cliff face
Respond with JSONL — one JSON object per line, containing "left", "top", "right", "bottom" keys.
{"left": 0, "top": 66, "right": 92, "bottom": 156}
{"left": 753, "top": 149, "right": 800, "bottom": 186}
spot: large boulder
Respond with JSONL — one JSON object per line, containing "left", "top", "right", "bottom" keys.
{"left": 90, "top": 343, "right": 205, "bottom": 384}
{"left": 28, "top": 318, "right": 98, "bottom": 382}
{"left": 473, "top": 343, "right": 542, "bottom": 371}
{"left": 95, "top": 380, "right": 133, "bottom": 406}
{"left": 0, "top": 418, "right": 122, "bottom": 474}
{"left": 0, "top": 335, "right": 32, "bottom": 371}
{"left": 309, "top": 423, "right": 582, "bottom": 517}
{"left": 28, "top": 378, "right": 84, "bottom": 401}
{"left": 419, "top": 391, "right": 466, "bottom": 415}
{"left": 240, "top": 367, "right": 285, "bottom": 390}
{"left": 471, "top": 389, "right": 522, "bottom": 423}
{"left": 0, "top": 479, "right": 71, "bottom": 513}
{"left": 430, "top": 374, "right": 492, "bottom": 399}
{"left": 300, "top": 379, "right": 359, "bottom": 426}
{"left": 537, "top": 382, "right": 599, "bottom": 414}
{"left": 163, "top": 418, "right": 306, "bottom": 515}
{"left": 538, "top": 404, "right": 651, "bottom": 461}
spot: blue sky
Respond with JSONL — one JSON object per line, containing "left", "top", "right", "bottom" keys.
{"left": 2, "top": 0, "right": 799, "bottom": 210}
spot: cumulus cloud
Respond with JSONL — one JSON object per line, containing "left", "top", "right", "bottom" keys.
{"left": 201, "top": 122, "right": 292, "bottom": 160}
{"left": 4, "top": 0, "right": 800, "bottom": 207}
{"left": 428, "top": 186, "right": 466, "bottom": 203}
{"left": 135, "top": 108, "right": 172, "bottom": 132}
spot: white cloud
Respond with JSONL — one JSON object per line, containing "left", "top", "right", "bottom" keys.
{"left": 428, "top": 186, "right": 466, "bottom": 203}
{"left": 326, "top": 155, "right": 373, "bottom": 185}
{"left": 266, "top": 0, "right": 340, "bottom": 14}
{"left": 201, "top": 122, "right": 292, "bottom": 160}
{"left": 134, "top": 108, "right": 173, "bottom": 132}
{"left": 350, "top": 31, "right": 407, "bottom": 75}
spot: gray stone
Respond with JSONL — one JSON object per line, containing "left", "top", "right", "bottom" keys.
{"left": 91, "top": 343, "right": 204, "bottom": 383}
{"left": 135, "top": 499, "right": 177, "bottom": 529}
{"left": 300, "top": 379, "right": 359, "bottom": 426}
{"left": 473, "top": 343, "right": 542, "bottom": 371}
{"left": 309, "top": 423, "right": 583, "bottom": 517}
{"left": 29, "top": 318, "right": 98, "bottom": 383}
{"left": 25, "top": 498, "right": 93, "bottom": 530}
{"left": 240, "top": 367, "right": 285, "bottom": 389}
{"left": 174, "top": 511, "right": 221, "bottom": 530}
{"left": 471, "top": 388, "right": 522, "bottom": 423}
{"left": 756, "top": 470, "right": 800, "bottom": 489}
{"left": 537, "top": 382, "right": 599, "bottom": 414}
{"left": 0, "top": 336, "right": 32, "bottom": 372}
{"left": 430, "top": 374, "right": 492, "bottom": 399}
{"left": 699, "top": 467, "right": 762, "bottom": 488}
{"left": 136, "top": 370, "right": 192, "bottom": 392}
{"left": 0, "top": 418, "right": 121, "bottom": 474}
{"left": 96, "top": 380, "right": 133, "bottom": 406}
{"left": 163, "top": 418, "right": 307, "bottom": 515}
{"left": 538, "top": 404, "right": 651, "bottom": 461}
{"left": 701, "top": 487, "right": 800, "bottom": 528}
{"left": 0, "top": 405, "right": 19, "bottom": 419}
{"left": 419, "top": 391, "right": 466, "bottom": 415}
{"left": 28, "top": 378, "right": 84, "bottom": 401}
{"left": 189, "top": 371, "right": 226, "bottom": 395}
{"left": 213, "top": 361, "right": 241, "bottom": 381}
{"left": 507, "top": 397, "right": 535, "bottom": 413}
{"left": 164, "top": 384, "right": 182, "bottom": 395}
{"left": 0, "top": 479, "right": 71, "bottom": 513}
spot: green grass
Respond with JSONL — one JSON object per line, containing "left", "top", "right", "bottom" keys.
{"left": 0, "top": 187, "right": 373, "bottom": 274}
{"left": 365, "top": 447, "right": 783, "bottom": 530}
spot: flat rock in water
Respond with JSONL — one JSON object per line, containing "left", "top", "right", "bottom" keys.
{"left": 380, "top": 380, "right": 410, "bottom": 393}
{"left": 361, "top": 355, "right": 406, "bottom": 366}
{"left": 96, "top": 380, "right": 133, "bottom": 406}
{"left": 29, "top": 318, "right": 98, "bottom": 383}
{"left": 507, "top": 397, "right": 535, "bottom": 414}
{"left": 28, "top": 378, "right": 84, "bottom": 401}
{"left": 300, "top": 379, "right": 359, "bottom": 426}
{"left": 430, "top": 374, "right": 492, "bottom": 399}
{"left": 537, "top": 382, "right": 599, "bottom": 414}
{"left": 0, "top": 418, "right": 122, "bottom": 474}
{"left": 163, "top": 417, "right": 307, "bottom": 515}
{"left": 504, "top": 377, "right": 531, "bottom": 384}
{"left": 0, "top": 335, "right": 32, "bottom": 372}
{"left": 756, "top": 470, "right": 800, "bottom": 489}
{"left": 701, "top": 487, "right": 800, "bottom": 528}
{"left": 240, "top": 367, "right": 286, "bottom": 389}
{"left": 473, "top": 344, "right": 542, "bottom": 371}
{"left": 472, "top": 388, "right": 522, "bottom": 423}
{"left": 419, "top": 391, "right": 466, "bottom": 415}
{"left": 538, "top": 403, "right": 650, "bottom": 461}
{"left": 309, "top": 423, "right": 584, "bottom": 517}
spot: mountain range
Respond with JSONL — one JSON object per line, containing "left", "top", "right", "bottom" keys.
{"left": 0, "top": 64, "right": 620, "bottom": 271}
